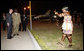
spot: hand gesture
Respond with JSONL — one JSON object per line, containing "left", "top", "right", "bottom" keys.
{"left": 7, "top": 23, "right": 9, "bottom": 27}
{"left": 55, "top": 12, "right": 58, "bottom": 14}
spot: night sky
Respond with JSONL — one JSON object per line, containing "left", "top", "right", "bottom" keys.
{"left": 0, "top": 0, "right": 83, "bottom": 15}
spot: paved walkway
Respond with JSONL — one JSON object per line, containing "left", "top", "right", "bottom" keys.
{"left": 1, "top": 29, "right": 41, "bottom": 50}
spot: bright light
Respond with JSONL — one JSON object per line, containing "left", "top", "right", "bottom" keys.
{"left": 24, "top": 7, "right": 26, "bottom": 10}
{"left": 27, "top": 6, "right": 30, "bottom": 9}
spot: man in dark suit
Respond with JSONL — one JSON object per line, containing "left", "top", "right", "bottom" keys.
{"left": 6, "top": 9, "right": 13, "bottom": 39}
{"left": 22, "top": 15, "right": 27, "bottom": 31}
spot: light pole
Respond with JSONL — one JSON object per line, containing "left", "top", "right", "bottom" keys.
{"left": 29, "top": 1, "right": 32, "bottom": 30}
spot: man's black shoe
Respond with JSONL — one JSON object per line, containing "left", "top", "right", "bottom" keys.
{"left": 13, "top": 34, "right": 16, "bottom": 36}
{"left": 17, "top": 34, "right": 19, "bottom": 36}
{"left": 7, "top": 36, "right": 13, "bottom": 39}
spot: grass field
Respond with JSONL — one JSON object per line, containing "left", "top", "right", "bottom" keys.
{"left": 30, "top": 21, "right": 83, "bottom": 50}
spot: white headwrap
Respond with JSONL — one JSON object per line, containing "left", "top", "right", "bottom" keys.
{"left": 62, "top": 7, "right": 69, "bottom": 11}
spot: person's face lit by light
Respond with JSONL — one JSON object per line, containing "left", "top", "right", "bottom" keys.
{"left": 62, "top": 9, "right": 68, "bottom": 13}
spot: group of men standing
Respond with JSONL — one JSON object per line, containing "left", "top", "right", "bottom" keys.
{"left": 6, "top": 9, "right": 21, "bottom": 39}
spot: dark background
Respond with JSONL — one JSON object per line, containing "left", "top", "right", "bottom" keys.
{"left": 0, "top": 0, "right": 83, "bottom": 22}
{"left": 0, "top": 0, "right": 83, "bottom": 14}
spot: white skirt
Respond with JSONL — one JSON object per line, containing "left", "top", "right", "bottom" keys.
{"left": 62, "top": 22, "right": 73, "bottom": 34}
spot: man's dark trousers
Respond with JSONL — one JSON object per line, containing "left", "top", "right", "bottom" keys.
{"left": 7, "top": 24, "right": 12, "bottom": 38}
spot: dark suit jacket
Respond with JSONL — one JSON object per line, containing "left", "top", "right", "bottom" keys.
{"left": 6, "top": 13, "right": 12, "bottom": 25}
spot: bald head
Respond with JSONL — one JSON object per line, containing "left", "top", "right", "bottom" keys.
{"left": 9, "top": 9, "right": 13, "bottom": 14}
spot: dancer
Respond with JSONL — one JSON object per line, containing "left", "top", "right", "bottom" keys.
{"left": 56, "top": 7, "right": 73, "bottom": 47}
